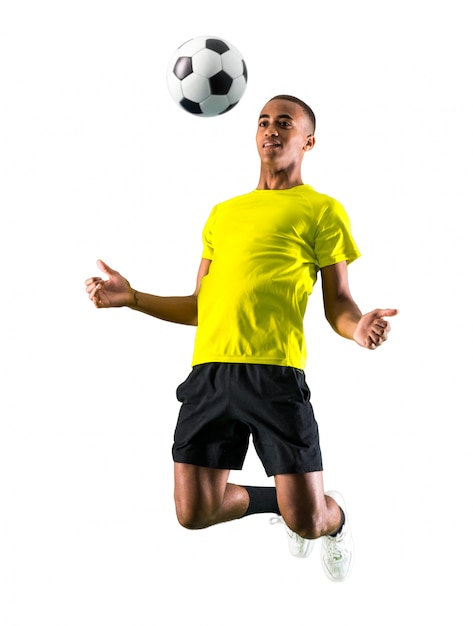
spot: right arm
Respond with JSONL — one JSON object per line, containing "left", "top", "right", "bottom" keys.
{"left": 85, "top": 258, "right": 211, "bottom": 326}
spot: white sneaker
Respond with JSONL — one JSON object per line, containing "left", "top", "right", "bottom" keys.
{"left": 270, "top": 516, "right": 315, "bottom": 558}
{"left": 320, "top": 491, "right": 354, "bottom": 582}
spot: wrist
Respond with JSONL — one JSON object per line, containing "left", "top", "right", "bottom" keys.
{"left": 128, "top": 288, "right": 139, "bottom": 309}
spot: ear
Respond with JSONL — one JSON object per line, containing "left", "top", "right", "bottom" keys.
{"left": 303, "top": 135, "right": 316, "bottom": 152}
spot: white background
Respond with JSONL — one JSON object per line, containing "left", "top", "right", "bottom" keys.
{"left": 1, "top": 1, "right": 471, "bottom": 624}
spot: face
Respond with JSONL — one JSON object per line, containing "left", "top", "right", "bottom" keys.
{"left": 256, "top": 99, "right": 315, "bottom": 168}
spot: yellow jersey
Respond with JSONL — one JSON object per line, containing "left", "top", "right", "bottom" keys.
{"left": 192, "top": 184, "right": 360, "bottom": 369}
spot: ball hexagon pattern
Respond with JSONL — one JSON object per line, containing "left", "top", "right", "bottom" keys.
{"left": 166, "top": 36, "right": 248, "bottom": 117}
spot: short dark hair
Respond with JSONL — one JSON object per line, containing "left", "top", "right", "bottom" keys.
{"left": 269, "top": 95, "right": 316, "bottom": 134}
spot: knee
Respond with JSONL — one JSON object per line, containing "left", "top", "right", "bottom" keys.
{"left": 285, "top": 513, "right": 331, "bottom": 540}
{"left": 174, "top": 499, "right": 214, "bottom": 530}
{"left": 175, "top": 505, "right": 204, "bottom": 530}
{"left": 176, "top": 513, "right": 202, "bottom": 530}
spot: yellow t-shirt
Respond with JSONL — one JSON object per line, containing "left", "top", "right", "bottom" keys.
{"left": 192, "top": 184, "right": 360, "bottom": 369}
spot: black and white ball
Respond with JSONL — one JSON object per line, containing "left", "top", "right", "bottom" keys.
{"left": 166, "top": 36, "right": 248, "bottom": 117}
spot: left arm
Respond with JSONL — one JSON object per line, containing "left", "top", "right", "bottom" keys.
{"left": 321, "top": 262, "right": 398, "bottom": 350}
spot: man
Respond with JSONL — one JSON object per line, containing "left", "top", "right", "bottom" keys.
{"left": 85, "top": 95, "right": 397, "bottom": 582}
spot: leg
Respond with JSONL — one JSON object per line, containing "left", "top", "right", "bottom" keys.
{"left": 275, "top": 471, "right": 343, "bottom": 539}
{"left": 173, "top": 462, "right": 250, "bottom": 529}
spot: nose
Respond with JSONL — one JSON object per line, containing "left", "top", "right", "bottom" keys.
{"left": 265, "top": 123, "right": 278, "bottom": 137}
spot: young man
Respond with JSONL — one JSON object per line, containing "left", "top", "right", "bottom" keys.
{"left": 85, "top": 95, "right": 397, "bottom": 582}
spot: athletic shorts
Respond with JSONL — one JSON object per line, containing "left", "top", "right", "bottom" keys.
{"left": 172, "top": 363, "right": 323, "bottom": 477}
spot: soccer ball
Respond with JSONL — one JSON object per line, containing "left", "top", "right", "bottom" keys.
{"left": 166, "top": 36, "right": 248, "bottom": 117}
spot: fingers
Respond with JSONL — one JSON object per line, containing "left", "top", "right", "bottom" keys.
{"left": 366, "top": 314, "right": 395, "bottom": 349}
{"left": 374, "top": 318, "right": 391, "bottom": 338}
{"left": 85, "top": 261, "right": 112, "bottom": 308}
{"left": 85, "top": 276, "right": 102, "bottom": 288}
{"left": 354, "top": 310, "right": 395, "bottom": 350}
{"left": 368, "top": 329, "right": 387, "bottom": 349}
{"left": 85, "top": 277, "right": 105, "bottom": 307}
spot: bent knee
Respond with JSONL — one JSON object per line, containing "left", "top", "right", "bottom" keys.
{"left": 175, "top": 502, "right": 215, "bottom": 530}
{"left": 175, "top": 506, "right": 203, "bottom": 530}
{"left": 285, "top": 514, "right": 331, "bottom": 540}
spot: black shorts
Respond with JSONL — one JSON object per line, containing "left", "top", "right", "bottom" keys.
{"left": 172, "top": 363, "right": 323, "bottom": 477}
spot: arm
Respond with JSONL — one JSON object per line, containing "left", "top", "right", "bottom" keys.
{"left": 85, "top": 258, "right": 211, "bottom": 326}
{"left": 321, "top": 261, "right": 398, "bottom": 349}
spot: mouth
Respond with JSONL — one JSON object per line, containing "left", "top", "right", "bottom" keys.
{"left": 262, "top": 141, "right": 281, "bottom": 149}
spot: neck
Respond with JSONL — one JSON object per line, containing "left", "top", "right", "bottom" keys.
{"left": 256, "top": 166, "right": 303, "bottom": 190}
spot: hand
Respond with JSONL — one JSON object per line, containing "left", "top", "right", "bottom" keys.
{"left": 353, "top": 308, "right": 398, "bottom": 350}
{"left": 85, "top": 259, "right": 134, "bottom": 308}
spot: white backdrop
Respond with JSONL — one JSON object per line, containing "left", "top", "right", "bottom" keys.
{"left": 1, "top": 1, "right": 471, "bottom": 624}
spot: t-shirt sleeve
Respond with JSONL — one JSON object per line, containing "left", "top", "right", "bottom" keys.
{"left": 314, "top": 199, "right": 361, "bottom": 269}
{"left": 201, "top": 206, "right": 217, "bottom": 260}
